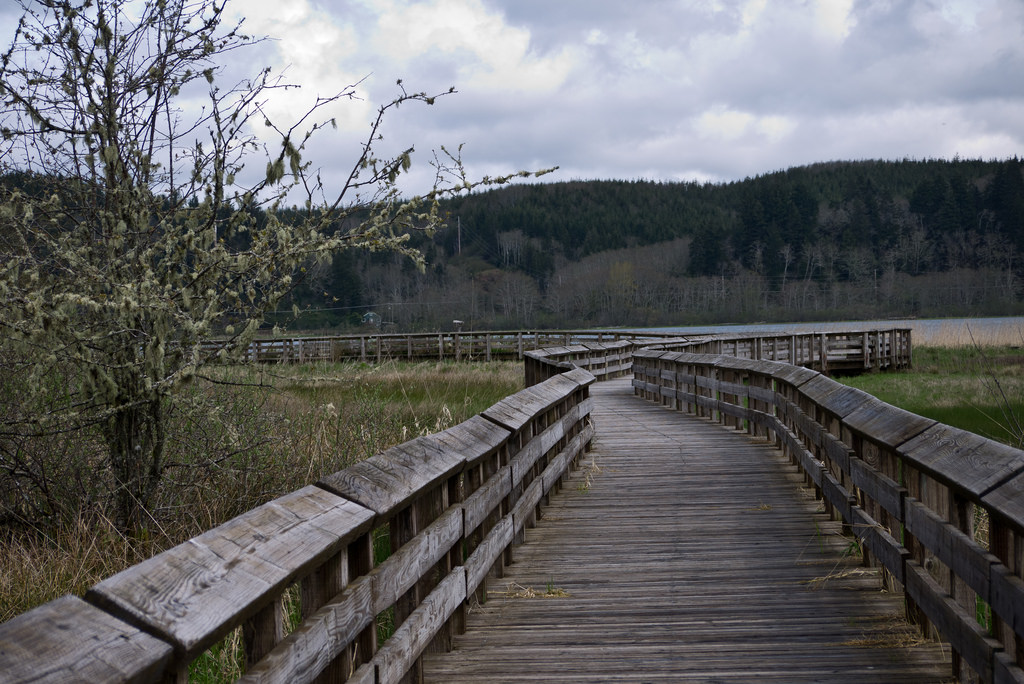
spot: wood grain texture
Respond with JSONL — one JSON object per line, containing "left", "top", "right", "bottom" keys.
{"left": 466, "top": 516, "right": 515, "bottom": 596}
{"left": 87, "top": 486, "right": 374, "bottom": 659}
{"left": 463, "top": 465, "right": 512, "bottom": 533}
{"left": 374, "top": 568, "right": 467, "bottom": 684}
{"left": 901, "top": 424, "right": 1024, "bottom": 499}
{"left": 423, "top": 379, "right": 950, "bottom": 683}
{"left": 0, "top": 595, "right": 172, "bottom": 683}
{"left": 238, "top": 577, "right": 373, "bottom": 684}
{"left": 843, "top": 400, "right": 936, "bottom": 450}
{"left": 905, "top": 561, "right": 1000, "bottom": 680}
{"left": 798, "top": 375, "right": 876, "bottom": 420}
{"left": 370, "top": 506, "right": 463, "bottom": 615}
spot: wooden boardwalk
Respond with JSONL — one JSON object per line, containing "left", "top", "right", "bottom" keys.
{"left": 423, "top": 378, "right": 952, "bottom": 682}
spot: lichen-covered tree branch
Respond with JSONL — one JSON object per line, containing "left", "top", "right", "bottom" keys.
{"left": 0, "top": 0, "right": 550, "bottom": 533}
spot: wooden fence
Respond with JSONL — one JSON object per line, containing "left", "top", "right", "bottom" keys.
{"left": 213, "top": 330, "right": 678, "bottom": 365}
{"left": 523, "top": 328, "right": 913, "bottom": 384}
{"left": 0, "top": 365, "right": 597, "bottom": 683}
{"left": 0, "top": 327, "right": 954, "bottom": 684}
{"left": 632, "top": 349, "right": 1024, "bottom": 683}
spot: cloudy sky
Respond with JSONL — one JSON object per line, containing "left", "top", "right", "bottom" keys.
{"left": 4, "top": 0, "right": 1024, "bottom": 198}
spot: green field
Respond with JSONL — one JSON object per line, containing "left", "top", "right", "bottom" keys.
{"left": 840, "top": 345, "right": 1024, "bottom": 448}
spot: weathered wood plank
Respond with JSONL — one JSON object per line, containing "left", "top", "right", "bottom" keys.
{"left": 990, "top": 563, "right": 1024, "bottom": 645}
{"left": 851, "top": 506, "right": 908, "bottom": 584}
{"left": 463, "top": 465, "right": 512, "bottom": 533}
{"left": 87, "top": 486, "right": 373, "bottom": 659}
{"left": 370, "top": 506, "right": 463, "bottom": 615}
{"left": 905, "top": 560, "right": 1001, "bottom": 680}
{"left": 843, "top": 401, "right": 936, "bottom": 450}
{"left": 982, "top": 470, "right": 1024, "bottom": 528}
{"left": 903, "top": 497, "right": 996, "bottom": 601}
{"left": 850, "top": 457, "right": 905, "bottom": 521}
{"left": 465, "top": 515, "right": 514, "bottom": 596}
{"left": 798, "top": 375, "right": 876, "bottom": 419}
{"left": 0, "top": 595, "right": 172, "bottom": 683}
{"left": 238, "top": 577, "right": 374, "bottom": 684}
{"left": 424, "top": 379, "right": 950, "bottom": 683}
{"left": 374, "top": 568, "right": 467, "bottom": 684}
{"left": 900, "top": 423, "right": 1024, "bottom": 499}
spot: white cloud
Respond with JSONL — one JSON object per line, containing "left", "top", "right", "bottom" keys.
{"left": 224, "top": 0, "right": 374, "bottom": 137}
{"left": 371, "top": 0, "right": 575, "bottom": 92}
{"left": 814, "top": 0, "right": 856, "bottom": 41}
{"left": 7, "top": 0, "right": 1018, "bottom": 195}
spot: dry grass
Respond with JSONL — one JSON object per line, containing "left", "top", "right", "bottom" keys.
{"left": 501, "top": 582, "right": 571, "bottom": 599}
{"left": 0, "top": 360, "right": 523, "bottom": 624}
{"left": 839, "top": 613, "right": 931, "bottom": 649}
{"left": 905, "top": 319, "right": 1024, "bottom": 347}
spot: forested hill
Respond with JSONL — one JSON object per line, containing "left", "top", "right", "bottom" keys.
{"left": 332, "top": 156, "right": 1023, "bottom": 329}
{"left": 6, "top": 158, "right": 1022, "bottom": 329}
{"left": 436, "top": 157, "right": 1024, "bottom": 281}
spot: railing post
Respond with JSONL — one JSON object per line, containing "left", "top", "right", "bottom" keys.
{"left": 820, "top": 333, "right": 828, "bottom": 374}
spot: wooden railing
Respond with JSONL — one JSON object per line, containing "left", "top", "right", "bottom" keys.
{"left": 211, "top": 330, "right": 679, "bottom": 365}
{"left": 0, "top": 327, "right": 926, "bottom": 684}
{"left": 644, "top": 328, "right": 913, "bottom": 373}
{"left": 522, "top": 328, "right": 912, "bottom": 384}
{"left": 0, "top": 367, "right": 596, "bottom": 683}
{"left": 632, "top": 349, "right": 1024, "bottom": 683}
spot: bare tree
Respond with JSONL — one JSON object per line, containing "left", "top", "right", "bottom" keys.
{"left": 0, "top": 0, "right": 549, "bottom": 532}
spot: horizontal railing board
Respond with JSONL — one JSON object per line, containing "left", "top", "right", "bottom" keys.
{"left": 0, "top": 595, "right": 174, "bottom": 684}
{"left": 770, "top": 363, "right": 820, "bottom": 386}
{"left": 542, "top": 425, "right": 595, "bottom": 495}
{"left": 983, "top": 471, "right": 1024, "bottom": 529}
{"left": 462, "top": 466, "right": 512, "bottom": 534}
{"left": 86, "top": 486, "right": 374, "bottom": 659}
{"left": 430, "top": 421, "right": 505, "bottom": 468}
{"left": 851, "top": 506, "right": 909, "bottom": 585}
{"left": 317, "top": 437, "right": 465, "bottom": 520}
{"left": 486, "top": 381, "right": 573, "bottom": 429}
{"left": 901, "top": 424, "right": 1024, "bottom": 501}
{"left": 903, "top": 498, "right": 997, "bottom": 602}
{"left": 511, "top": 477, "right": 545, "bottom": 536}
{"left": 797, "top": 375, "right": 877, "bottom": 420}
{"left": 849, "top": 457, "right": 906, "bottom": 522}
{"left": 368, "top": 507, "right": 462, "bottom": 616}
{"left": 905, "top": 561, "right": 1001, "bottom": 681}
{"left": 465, "top": 516, "right": 514, "bottom": 597}
{"left": 995, "top": 652, "right": 1024, "bottom": 684}
{"left": 372, "top": 568, "right": 467, "bottom": 684}
{"left": 841, "top": 399, "right": 937, "bottom": 449}
{"left": 510, "top": 400, "right": 591, "bottom": 486}
{"left": 236, "top": 577, "right": 375, "bottom": 684}
{"left": 990, "top": 565, "right": 1024, "bottom": 646}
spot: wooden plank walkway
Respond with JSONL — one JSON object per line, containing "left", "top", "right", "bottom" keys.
{"left": 423, "top": 378, "right": 952, "bottom": 682}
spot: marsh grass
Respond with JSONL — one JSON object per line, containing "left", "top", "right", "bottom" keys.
{"left": 0, "top": 360, "right": 522, "bottom": 625}
{"left": 841, "top": 345, "right": 1024, "bottom": 447}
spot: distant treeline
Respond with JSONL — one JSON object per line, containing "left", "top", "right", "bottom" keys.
{"left": 298, "top": 157, "right": 1024, "bottom": 330}
{"left": 6, "top": 158, "right": 1024, "bottom": 330}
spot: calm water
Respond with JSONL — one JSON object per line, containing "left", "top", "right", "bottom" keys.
{"left": 627, "top": 316, "right": 1024, "bottom": 346}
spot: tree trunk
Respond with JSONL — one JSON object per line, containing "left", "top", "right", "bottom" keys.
{"left": 107, "top": 398, "right": 165, "bottom": 535}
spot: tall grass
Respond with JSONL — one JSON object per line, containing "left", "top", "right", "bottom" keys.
{"left": 0, "top": 360, "right": 522, "bottom": 624}
{"left": 841, "top": 345, "right": 1024, "bottom": 447}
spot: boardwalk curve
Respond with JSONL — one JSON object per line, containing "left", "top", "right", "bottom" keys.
{"left": 423, "top": 378, "right": 951, "bottom": 682}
